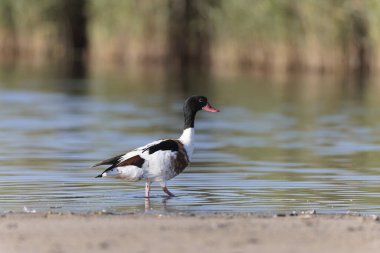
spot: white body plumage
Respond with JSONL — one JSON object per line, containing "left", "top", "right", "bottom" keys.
{"left": 98, "top": 128, "right": 194, "bottom": 183}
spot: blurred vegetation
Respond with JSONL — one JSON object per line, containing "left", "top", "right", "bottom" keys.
{"left": 1, "top": 0, "right": 380, "bottom": 74}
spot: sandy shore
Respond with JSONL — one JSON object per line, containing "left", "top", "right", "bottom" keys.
{"left": 1, "top": 212, "right": 379, "bottom": 253}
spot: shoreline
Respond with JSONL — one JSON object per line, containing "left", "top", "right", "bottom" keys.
{"left": 1, "top": 212, "right": 379, "bottom": 253}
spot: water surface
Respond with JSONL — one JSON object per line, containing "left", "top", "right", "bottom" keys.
{"left": 1, "top": 65, "right": 380, "bottom": 214}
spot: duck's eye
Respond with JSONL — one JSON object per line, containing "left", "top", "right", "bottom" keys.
{"left": 199, "top": 98, "right": 204, "bottom": 103}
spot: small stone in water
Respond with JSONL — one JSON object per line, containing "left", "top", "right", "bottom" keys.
{"left": 23, "top": 206, "right": 36, "bottom": 213}
{"left": 301, "top": 209, "right": 316, "bottom": 215}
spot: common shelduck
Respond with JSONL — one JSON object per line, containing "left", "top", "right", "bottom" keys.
{"left": 93, "top": 95, "right": 219, "bottom": 197}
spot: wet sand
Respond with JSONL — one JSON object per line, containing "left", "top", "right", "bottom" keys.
{"left": 1, "top": 212, "right": 380, "bottom": 253}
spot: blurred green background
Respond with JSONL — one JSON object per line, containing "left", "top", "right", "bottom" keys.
{"left": 1, "top": 0, "right": 379, "bottom": 75}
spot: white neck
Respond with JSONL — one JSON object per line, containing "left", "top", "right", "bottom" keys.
{"left": 178, "top": 128, "right": 195, "bottom": 160}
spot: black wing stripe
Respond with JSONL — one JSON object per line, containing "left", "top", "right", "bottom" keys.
{"left": 144, "top": 140, "right": 179, "bottom": 154}
{"left": 91, "top": 154, "right": 124, "bottom": 168}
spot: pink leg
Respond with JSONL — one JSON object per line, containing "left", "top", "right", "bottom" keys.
{"left": 162, "top": 186, "right": 175, "bottom": 197}
{"left": 145, "top": 181, "right": 151, "bottom": 198}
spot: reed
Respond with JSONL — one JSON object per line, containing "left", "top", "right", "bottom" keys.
{"left": 1, "top": 0, "right": 380, "bottom": 73}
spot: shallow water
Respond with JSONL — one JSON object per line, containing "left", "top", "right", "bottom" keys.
{"left": 1, "top": 64, "right": 380, "bottom": 214}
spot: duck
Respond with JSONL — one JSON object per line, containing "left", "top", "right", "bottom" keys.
{"left": 93, "top": 95, "right": 219, "bottom": 198}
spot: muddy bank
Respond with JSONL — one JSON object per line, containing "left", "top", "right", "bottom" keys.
{"left": 1, "top": 212, "right": 379, "bottom": 253}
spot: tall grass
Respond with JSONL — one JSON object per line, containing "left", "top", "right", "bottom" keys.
{"left": 211, "top": 0, "right": 380, "bottom": 73}
{"left": 1, "top": 0, "right": 380, "bottom": 73}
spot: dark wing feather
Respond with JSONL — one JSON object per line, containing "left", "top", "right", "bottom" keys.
{"left": 91, "top": 153, "right": 125, "bottom": 168}
{"left": 95, "top": 155, "right": 146, "bottom": 178}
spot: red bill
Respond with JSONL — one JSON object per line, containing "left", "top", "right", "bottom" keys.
{"left": 202, "top": 103, "right": 220, "bottom": 112}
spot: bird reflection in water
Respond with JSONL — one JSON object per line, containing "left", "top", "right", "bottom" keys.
{"left": 144, "top": 196, "right": 173, "bottom": 212}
